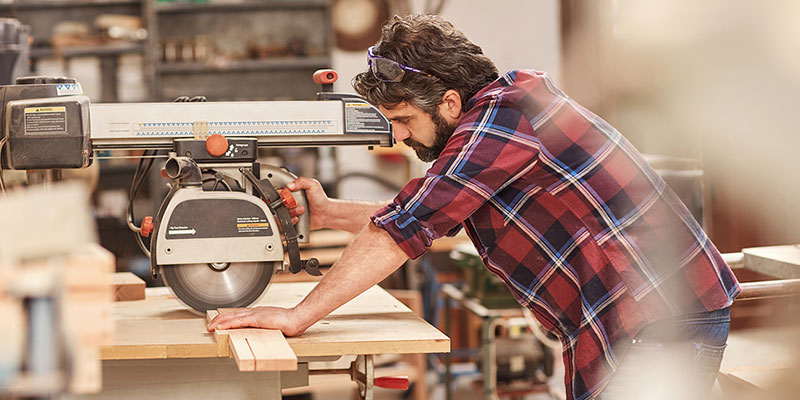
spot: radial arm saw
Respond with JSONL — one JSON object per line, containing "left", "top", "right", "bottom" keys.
{"left": 0, "top": 72, "right": 393, "bottom": 314}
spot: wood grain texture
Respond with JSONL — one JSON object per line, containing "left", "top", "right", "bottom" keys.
{"left": 112, "top": 272, "right": 146, "bottom": 301}
{"left": 226, "top": 328, "right": 297, "bottom": 372}
{"left": 228, "top": 332, "right": 256, "bottom": 371}
{"left": 104, "top": 282, "right": 449, "bottom": 361}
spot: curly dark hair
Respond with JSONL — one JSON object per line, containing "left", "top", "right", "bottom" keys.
{"left": 352, "top": 14, "right": 499, "bottom": 115}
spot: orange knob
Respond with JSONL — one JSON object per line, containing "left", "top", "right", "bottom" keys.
{"left": 375, "top": 376, "right": 409, "bottom": 390}
{"left": 141, "top": 216, "right": 154, "bottom": 238}
{"left": 206, "top": 134, "right": 228, "bottom": 157}
{"left": 279, "top": 188, "right": 298, "bottom": 209}
{"left": 313, "top": 69, "right": 338, "bottom": 85}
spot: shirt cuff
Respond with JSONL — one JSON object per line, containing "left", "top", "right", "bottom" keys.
{"left": 371, "top": 203, "right": 435, "bottom": 259}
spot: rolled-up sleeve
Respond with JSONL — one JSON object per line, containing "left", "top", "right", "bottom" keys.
{"left": 371, "top": 95, "right": 541, "bottom": 259}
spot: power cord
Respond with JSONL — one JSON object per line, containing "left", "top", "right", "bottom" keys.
{"left": 126, "top": 149, "right": 159, "bottom": 257}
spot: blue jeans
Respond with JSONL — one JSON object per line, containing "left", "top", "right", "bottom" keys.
{"left": 598, "top": 307, "right": 730, "bottom": 400}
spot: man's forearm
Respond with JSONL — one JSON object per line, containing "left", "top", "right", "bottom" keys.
{"left": 322, "top": 199, "right": 388, "bottom": 233}
{"left": 291, "top": 222, "right": 408, "bottom": 333}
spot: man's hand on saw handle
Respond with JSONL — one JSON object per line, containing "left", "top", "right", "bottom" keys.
{"left": 286, "top": 177, "right": 390, "bottom": 234}
{"left": 286, "top": 177, "right": 330, "bottom": 230}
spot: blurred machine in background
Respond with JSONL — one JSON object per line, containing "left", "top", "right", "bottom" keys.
{"left": 0, "top": 18, "right": 30, "bottom": 84}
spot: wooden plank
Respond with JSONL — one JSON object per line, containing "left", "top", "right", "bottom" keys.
{"left": 742, "top": 244, "right": 800, "bottom": 279}
{"left": 112, "top": 272, "right": 146, "bottom": 301}
{"left": 244, "top": 329, "right": 296, "bottom": 371}
{"left": 106, "top": 283, "right": 450, "bottom": 360}
{"left": 272, "top": 268, "right": 327, "bottom": 283}
{"left": 228, "top": 331, "right": 256, "bottom": 371}
{"left": 232, "top": 329, "right": 297, "bottom": 372}
{"left": 300, "top": 229, "right": 354, "bottom": 248}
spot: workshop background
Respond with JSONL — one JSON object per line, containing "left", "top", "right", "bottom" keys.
{"left": 1, "top": 0, "right": 800, "bottom": 399}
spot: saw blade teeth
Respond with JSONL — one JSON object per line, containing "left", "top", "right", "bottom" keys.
{"left": 161, "top": 261, "right": 276, "bottom": 314}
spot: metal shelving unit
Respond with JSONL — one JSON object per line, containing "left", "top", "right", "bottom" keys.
{"left": 0, "top": 0, "right": 140, "bottom": 11}
{"left": 153, "top": 0, "right": 326, "bottom": 14}
{"left": 1, "top": 0, "right": 332, "bottom": 101}
{"left": 145, "top": 0, "right": 332, "bottom": 101}
{"left": 156, "top": 56, "right": 329, "bottom": 74}
{"left": 0, "top": 0, "right": 146, "bottom": 102}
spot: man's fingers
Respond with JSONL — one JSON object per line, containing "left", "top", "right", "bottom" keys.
{"left": 288, "top": 205, "right": 305, "bottom": 218}
{"left": 287, "top": 177, "right": 318, "bottom": 192}
{"left": 207, "top": 310, "right": 250, "bottom": 331}
{"left": 206, "top": 315, "right": 220, "bottom": 331}
{"left": 217, "top": 314, "right": 260, "bottom": 330}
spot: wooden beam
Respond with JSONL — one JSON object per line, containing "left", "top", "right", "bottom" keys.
{"left": 112, "top": 272, "right": 146, "bottom": 301}
{"left": 228, "top": 332, "right": 256, "bottom": 372}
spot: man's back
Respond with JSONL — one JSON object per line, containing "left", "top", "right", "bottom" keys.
{"left": 373, "top": 69, "right": 740, "bottom": 399}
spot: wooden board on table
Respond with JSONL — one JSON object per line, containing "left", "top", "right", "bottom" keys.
{"left": 743, "top": 245, "right": 800, "bottom": 279}
{"left": 103, "top": 282, "right": 449, "bottom": 361}
{"left": 113, "top": 272, "right": 146, "bottom": 301}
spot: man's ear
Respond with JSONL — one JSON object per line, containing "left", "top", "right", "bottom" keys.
{"left": 438, "top": 89, "right": 463, "bottom": 123}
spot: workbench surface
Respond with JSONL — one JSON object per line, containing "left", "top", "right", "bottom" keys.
{"left": 102, "top": 282, "right": 449, "bottom": 360}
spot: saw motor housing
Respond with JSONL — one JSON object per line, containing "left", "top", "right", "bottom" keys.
{"left": 152, "top": 151, "right": 313, "bottom": 312}
{"left": 0, "top": 77, "right": 91, "bottom": 169}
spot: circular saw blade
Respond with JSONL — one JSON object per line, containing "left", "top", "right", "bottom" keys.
{"left": 161, "top": 261, "right": 277, "bottom": 315}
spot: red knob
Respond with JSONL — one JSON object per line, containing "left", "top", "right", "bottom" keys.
{"left": 313, "top": 69, "right": 338, "bottom": 85}
{"left": 141, "top": 216, "right": 154, "bottom": 238}
{"left": 374, "top": 376, "right": 409, "bottom": 390}
{"left": 206, "top": 134, "right": 228, "bottom": 157}
{"left": 279, "top": 188, "right": 298, "bottom": 209}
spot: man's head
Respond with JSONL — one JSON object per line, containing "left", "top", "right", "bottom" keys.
{"left": 353, "top": 14, "right": 499, "bottom": 162}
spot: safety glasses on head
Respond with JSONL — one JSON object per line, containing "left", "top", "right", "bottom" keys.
{"left": 367, "top": 46, "right": 436, "bottom": 82}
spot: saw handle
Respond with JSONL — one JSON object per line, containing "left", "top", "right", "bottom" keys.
{"left": 260, "top": 165, "right": 310, "bottom": 243}
{"left": 375, "top": 376, "right": 410, "bottom": 391}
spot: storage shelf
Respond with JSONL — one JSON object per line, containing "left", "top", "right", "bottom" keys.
{"left": 0, "top": 0, "right": 139, "bottom": 11}
{"left": 30, "top": 42, "right": 144, "bottom": 59}
{"left": 157, "top": 56, "right": 329, "bottom": 74}
{"left": 155, "top": 0, "right": 325, "bottom": 14}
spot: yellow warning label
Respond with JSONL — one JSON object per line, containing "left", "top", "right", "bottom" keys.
{"left": 25, "top": 106, "right": 66, "bottom": 113}
{"left": 237, "top": 223, "right": 270, "bottom": 228}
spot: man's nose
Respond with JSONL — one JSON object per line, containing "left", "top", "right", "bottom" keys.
{"left": 393, "top": 126, "right": 411, "bottom": 142}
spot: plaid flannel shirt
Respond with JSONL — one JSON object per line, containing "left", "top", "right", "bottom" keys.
{"left": 371, "top": 70, "right": 740, "bottom": 400}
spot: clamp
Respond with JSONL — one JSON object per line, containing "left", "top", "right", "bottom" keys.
{"left": 308, "top": 355, "right": 409, "bottom": 400}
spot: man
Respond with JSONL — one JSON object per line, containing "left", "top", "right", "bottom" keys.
{"left": 208, "top": 14, "right": 740, "bottom": 400}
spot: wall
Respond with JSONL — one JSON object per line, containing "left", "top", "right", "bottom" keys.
{"left": 560, "top": 0, "right": 800, "bottom": 251}
{"left": 332, "top": 0, "right": 561, "bottom": 201}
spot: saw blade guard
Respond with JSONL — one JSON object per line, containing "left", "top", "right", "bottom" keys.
{"left": 151, "top": 157, "right": 286, "bottom": 313}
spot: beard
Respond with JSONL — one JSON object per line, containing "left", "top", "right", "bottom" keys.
{"left": 403, "top": 111, "right": 458, "bottom": 162}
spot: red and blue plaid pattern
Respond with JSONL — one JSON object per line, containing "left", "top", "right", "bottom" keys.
{"left": 371, "top": 70, "right": 740, "bottom": 400}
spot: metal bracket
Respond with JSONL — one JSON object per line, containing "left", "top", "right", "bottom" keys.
{"left": 354, "top": 354, "right": 375, "bottom": 400}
